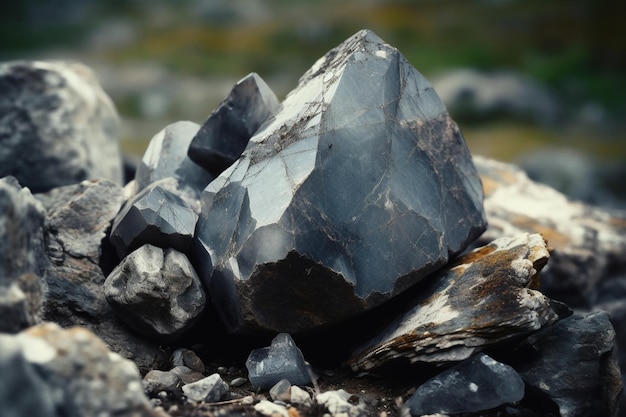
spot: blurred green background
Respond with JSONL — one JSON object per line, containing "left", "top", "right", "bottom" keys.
{"left": 1, "top": 0, "right": 625, "bottom": 206}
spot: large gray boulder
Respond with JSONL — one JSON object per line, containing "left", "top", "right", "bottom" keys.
{"left": 192, "top": 29, "right": 486, "bottom": 335}
{"left": 0, "top": 60, "right": 123, "bottom": 192}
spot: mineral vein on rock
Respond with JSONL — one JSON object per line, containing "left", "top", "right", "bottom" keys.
{"left": 193, "top": 29, "right": 487, "bottom": 334}
{"left": 349, "top": 233, "right": 563, "bottom": 370}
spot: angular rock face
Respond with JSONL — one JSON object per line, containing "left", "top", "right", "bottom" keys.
{"left": 0, "top": 61, "right": 123, "bottom": 192}
{"left": 405, "top": 353, "right": 525, "bottom": 416}
{"left": 135, "top": 121, "right": 214, "bottom": 193}
{"left": 514, "top": 311, "right": 622, "bottom": 417}
{"left": 104, "top": 244, "right": 206, "bottom": 342}
{"left": 110, "top": 181, "right": 199, "bottom": 259}
{"left": 188, "top": 72, "right": 280, "bottom": 176}
{"left": 246, "top": 333, "right": 312, "bottom": 389}
{"left": 193, "top": 29, "right": 486, "bottom": 334}
{"left": 0, "top": 177, "right": 47, "bottom": 332}
{"left": 349, "top": 233, "right": 563, "bottom": 370}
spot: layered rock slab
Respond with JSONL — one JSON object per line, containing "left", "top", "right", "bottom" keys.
{"left": 349, "top": 233, "right": 563, "bottom": 370}
{"left": 193, "top": 29, "right": 486, "bottom": 334}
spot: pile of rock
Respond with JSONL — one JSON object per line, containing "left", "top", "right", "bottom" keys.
{"left": 0, "top": 30, "right": 624, "bottom": 417}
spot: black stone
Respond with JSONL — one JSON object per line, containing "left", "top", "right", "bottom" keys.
{"left": 188, "top": 72, "right": 279, "bottom": 176}
{"left": 405, "top": 353, "right": 525, "bottom": 416}
{"left": 110, "top": 182, "right": 199, "bottom": 259}
{"left": 192, "top": 29, "right": 486, "bottom": 335}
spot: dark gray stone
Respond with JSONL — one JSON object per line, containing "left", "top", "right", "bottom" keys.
{"left": 171, "top": 348, "right": 205, "bottom": 373}
{"left": 143, "top": 370, "right": 181, "bottom": 396}
{"left": 515, "top": 311, "right": 622, "bottom": 417}
{"left": 0, "top": 60, "right": 123, "bottom": 193}
{"left": 110, "top": 182, "right": 199, "bottom": 259}
{"left": 405, "top": 353, "right": 525, "bottom": 416}
{"left": 38, "top": 179, "right": 166, "bottom": 373}
{"left": 0, "top": 334, "right": 56, "bottom": 417}
{"left": 135, "top": 120, "right": 214, "bottom": 193}
{"left": 193, "top": 29, "right": 486, "bottom": 335}
{"left": 182, "top": 373, "right": 229, "bottom": 403}
{"left": 0, "top": 177, "right": 47, "bottom": 332}
{"left": 104, "top": 244, "right": 206, "bottom": 342}
{"left": 349, "top": 233, "right": 563, "bottom": 370}
{"left": 246, "top": 333, "right": 312, "bottom": 390}
{"left": 188, "top": 72, "right": 279, "bottom": 176}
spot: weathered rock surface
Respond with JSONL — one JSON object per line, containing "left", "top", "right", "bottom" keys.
{"left": 135, "top": 120, "right": 214, "bottom": 193}
{"left": 110, "top": 181, "right": 199, "bottom": 258}
{"left": 405, "top": 353, "right": 525, "bottom": 416}
{"left": 514, "top": 311, "right": 622, "bottom": 417}
{"left": 37, "top": 179, "right": 166, "bottom": 372}
{"left": 0, "top": 60, "right": 123, "bottom": 192}
{"left": 188, "top": 72, "right": 279, "bottom": 176}
{"left": 246, "top": 333, "right": 312, "bottom": 390}
{"left": 6, "top": 323, "right": 154, "bottom": 417}
{"left": 193, "top": 29, "right": 486, "bottom": 335}
{"left": 0, "top": 177, "right": 47, "bottom": 332}
{"left": 104, "top": 244, "right": 206, "bottom": 342}
{"left": 475, "top": 155, "right": 626, "bottom": 309}
{"left": 350, "top": 233, "right": 563, "bottom": 370}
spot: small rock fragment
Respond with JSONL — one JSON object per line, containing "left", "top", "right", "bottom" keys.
{"left": 110, "top": 182, "right": 199, "bottom": 258}
{"left": 143, "top": 370, "right": 181, "bottom": 396}
{"left": 316, "top": 389, "right": 365, "bottom": 417}
{"left": 230, "top": 377, "right": 247, "bottom": 387}
{"left": 246, "top": 333, "right": 312, "bottom": 390}
{"left": 254, "top": 400, "right": 289, "bottom": 417}
{"left": 104, "top": 244, "right": 206, "bottom": 342}
{"left": 404, "top": 353, "right": 525, "bottom": 416}
{"left": 182, "top": 373, "right": 229, "bottom": 403}
{"left": 290, "top": 385, "right": 312, "bottom": 405}
{"left": 170, "top": 366, "right": 205, "bottom": 385}
{"left": 171, "top": 348, "right": 205, "bottom": 373}
{"left": 350, "top": 233, "right": 563, "bottom": 369}
{"left": 188, "top": 72, "right": 279, "bottom": 176}
{"left": 269, "top": 379, "right": 292, "bottom": 402}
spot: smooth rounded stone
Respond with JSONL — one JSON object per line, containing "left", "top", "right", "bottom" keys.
{"left": 349, "top": 233, "right": 564, "bottom": 370}
{"left": 0, "top": 334, "right": 56, "bottom": 417}
{"left": 0, "top": 60, "right": 123, "bottom": 193}
{"left": 269, "top": 379, "right": 292, "bottom": 402}
{"left": 135, "top": 120, "right": 214, "bottom": 193}
{"left": 110, "top": 181, "right": 199, "bottom": 258}
{"left": 13, "top": 322, "right": 153, "bottom": 417}
{"left": 104, "top": 244, "right": 206, "bottom": 342}
{"left": 290, "top": 385, "right": 312, "bottom": 405}
{"left": 405, "top": 353, "right": 525, "bottom": 416}
{"left": 254, "top": 400, "right": 289, "bottom": 417}
{"left": 514, "top": 311, "right": 622, "bottom": 417}
{"left": 0, "top": 177, "right": 47, "bottom": 332}
{"left": 143, "top": 370, "right": 181, "bottom": 396}
{"left": 246, "top": 333, "right": 312, "bottom": 390}
{"left": 171, "top": 348, "right": 205, "bottom": 373}
{"left": 193, "top": 29, "right": 486, "bottom": 335}
{"left": 431, "top": 68, "right": 561, "bottom": 124}
{"left": 188, "top": 72, "right": 279, "bottom": 176}
{"left": 230, "top": 377, "right": 247, "bottom": 387}
{"left": 182, "top": 373, "right": 229, "bottom": 403}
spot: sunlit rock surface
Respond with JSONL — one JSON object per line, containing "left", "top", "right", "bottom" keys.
{"left": 246, "top": 333, "right": 312, "bottom": 390}
{"left": 193, "top": 29, "right": 486, "bottom": 334}
{"left": 514, "top": 311, "right": 622, "bottom": 417}
{"left": 188, "top": 72, "right": 279, "bottom": 176}
{"left": 104, "top": 244, "right": 206, "bottom": 342}
{"left": 135, "top": 121, "right": 214, "bottom": 193}
{"left": 0, "top": 60, "right": 123, "bottom": 192}
{"left": 349, "top": 233, "right": 563, "bottom": 370}
{"left": 110, "top": 181, "right": 199, "bottom": 258}
{"left": 405, "top": 353, "right": 525, "bottom": 416}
